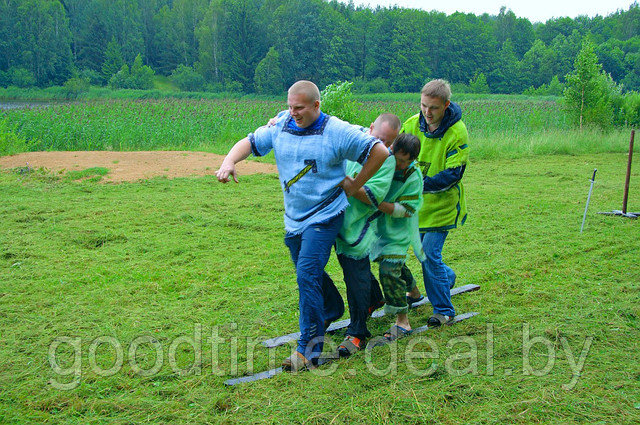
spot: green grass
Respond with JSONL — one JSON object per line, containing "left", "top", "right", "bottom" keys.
{"left": 1, "top": 97, "right": 634, "bottom": 160}
{"left": 1, "top": 153, "right": 638, "bottom": 424}
{"left": 64, "top": 167, "right": 110, "bottom": 182}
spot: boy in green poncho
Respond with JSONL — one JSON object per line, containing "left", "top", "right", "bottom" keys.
{"left": 370, "top": 133, "right": 425, "bottom": 340}
{"left": 333, "top": 114, "right": 401, "bottom": 357}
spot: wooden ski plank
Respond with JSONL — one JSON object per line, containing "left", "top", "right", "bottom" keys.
{"left": 225, "top": 312, "right": 478, "bottom": 386}
{"left": 366, "top": 312, "right": 479, "bottom": 350}
{"left": 261, "top": 284, "right": 480, "bottom": 348}
{"left": 224, "top": 356, "right": 337, "bottom": 386}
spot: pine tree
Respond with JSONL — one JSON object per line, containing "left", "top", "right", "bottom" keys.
{"left": 109, "top": 64, "right": 131, "bottom": 89}
{"left": 130, "top": 54, "right": 155, "bottom": 89}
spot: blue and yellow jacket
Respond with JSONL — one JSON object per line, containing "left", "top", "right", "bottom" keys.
{"left": 401, "top": 102, "right": 469, "bottom": 232}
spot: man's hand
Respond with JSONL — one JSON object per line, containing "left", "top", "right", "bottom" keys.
{"left": 215, "top": 161, "right": 239, "bottom": 183}
{"left": 378, "top": 201, "right": 411, "bottom": 217}
{"left": 214, "top": 138, "right": 253, "bottom": 183}
{"left": 339, "top": 176, "right": 358, "bottom": 197}
{"left": 266, "top": 116, "right": 278, "bottom": 127}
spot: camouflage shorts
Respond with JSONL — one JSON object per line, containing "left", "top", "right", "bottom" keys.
{"left": 379, "top": 261, "right": 417, "bottom": 315}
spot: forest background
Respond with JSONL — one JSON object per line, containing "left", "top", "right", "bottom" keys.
{"left": 1, "top": 0, "right": 639, "bottom": 96}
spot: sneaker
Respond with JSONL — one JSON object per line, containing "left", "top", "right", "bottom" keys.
{"left": 281, "top": 352, "right": 312, "bottom": 372}
{"left": 337, "top": 335, "right": 365, "bottom": 357}
{"left": 427, "top": 313, "right": 453, "bottom": 327}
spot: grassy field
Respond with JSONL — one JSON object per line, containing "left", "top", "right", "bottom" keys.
{"left": 0, "top": 95, "right": 634, "bottom": 160}
{"left": 1, "top": 152, "right": 639, "bottom": 424}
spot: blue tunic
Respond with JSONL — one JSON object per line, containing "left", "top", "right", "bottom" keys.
{"left": 249, "top": 111, "right": 380, "bottom": 234}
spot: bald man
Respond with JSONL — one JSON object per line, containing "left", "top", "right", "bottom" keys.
{"left": 216, "top": 80, "right": 389, "bottom": 371}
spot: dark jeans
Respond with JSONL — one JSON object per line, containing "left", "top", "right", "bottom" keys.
{"left": 369, "top": 270, "right": 384, "bottom": 310}
{"left": 337, "top": 254, "right": 372, "bottom": 338}
{"left": 284, "top": 212, "right": 344, "bottom": 359}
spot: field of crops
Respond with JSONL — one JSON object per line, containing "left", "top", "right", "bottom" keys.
{"left": 1, "top": 95, "right": 633, "bottom": 159}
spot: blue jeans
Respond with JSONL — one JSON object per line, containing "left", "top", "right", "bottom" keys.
{"left": 420, "top": 231, "right": 456, "bottom": 317}
{"left": 284, "top": 212, "right": 344, "bottom": 359}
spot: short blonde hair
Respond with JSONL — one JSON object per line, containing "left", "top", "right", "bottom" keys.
{"left": 421, "top": 79, "right": 451, "bottom": 103}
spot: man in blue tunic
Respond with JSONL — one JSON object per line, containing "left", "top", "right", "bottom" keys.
{"left": 216, "top": 80, "right": 389, "bottom": 371}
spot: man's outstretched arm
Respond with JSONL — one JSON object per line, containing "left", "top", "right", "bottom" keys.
{"left": 215, "top": 138, "right": 252, "bottom": 183}
{"left": 341, "top": 142, "right": 388, "bottom": 197}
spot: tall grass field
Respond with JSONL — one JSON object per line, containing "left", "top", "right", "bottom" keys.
{"left": 0, "top": 95, "right": 633, "bottom": 159}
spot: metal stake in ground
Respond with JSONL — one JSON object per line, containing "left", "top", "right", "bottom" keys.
{"left": 598, "top": 129, "right": 639, "bottom": 219}
{"left": 581, "top": 168, "right": 597, "bottom": 233}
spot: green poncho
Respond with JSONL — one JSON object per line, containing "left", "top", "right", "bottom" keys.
{"left": 335, "top": 154, "right": 396, "bottom": 259}
{"left": 371, "top": 162, "right": 426, "bottom": 263}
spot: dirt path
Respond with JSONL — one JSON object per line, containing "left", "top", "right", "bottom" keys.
{"left": 0, "top": 151, "right": 278, "bottom": 183}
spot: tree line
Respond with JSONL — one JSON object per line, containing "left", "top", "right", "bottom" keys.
{"left": 1, "top": 0, "right": 639, "bottom": 94}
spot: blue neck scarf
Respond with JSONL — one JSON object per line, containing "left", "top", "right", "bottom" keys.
{"left": 285, "top": 112, "right": 328, "bottom": 135}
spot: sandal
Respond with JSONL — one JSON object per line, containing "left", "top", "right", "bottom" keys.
{"left": 281, "top": 351, "right": 312, "bottom": 372}
{"left": 427, "top": 313, "right": 453, "bottom": 327}
{"left": 383, "top": 325, "right": 412, "bottom": 342}
{"left": 337, "top": 335, "right": 365, "bottom": 358}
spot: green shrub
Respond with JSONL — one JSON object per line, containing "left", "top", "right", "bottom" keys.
{"left": 224, "top": 80, "right": 244, "bottom": 93}
{"left": 320, "top": 81, "right": 360, "bottom": 123}
{"left": 130, "top": 54, "right": 155, "bottom": 90}
{"left": 109, "top": 55, "right": 155, "bottom": 90}
{"left": 9, "top": 67, "right": 36, "bottom": 88}
{"left": 109, "top": 64, "right": 132, "bottom": 89}
{"left": 564, "top": 41, "right": 621, "bottom": 129}
{"left": 523, "top": 76, "right": 565, "bottom": 96}
{"left": 450, "top": 82, "right": 471, "bottom": 94}
{"left": 63, "top": 76, "right": 90, "bottom": 99}
{"left": 170, "top": 65, "right": 205, "bottom": 92}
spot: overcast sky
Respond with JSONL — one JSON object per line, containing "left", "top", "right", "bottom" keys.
{"left": 338, "top": 0, "right": 637, "bottom": 23}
